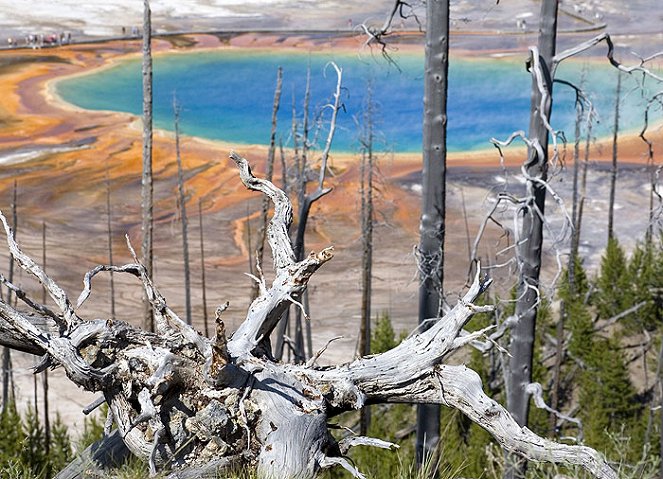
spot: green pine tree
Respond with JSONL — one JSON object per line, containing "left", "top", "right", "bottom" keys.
{"left": 0, "top": 402, "right": 25, "bottom": 468}
{"left": 48, "top": 413, "right": 73, "bottom": 474}
{"left": 595, "top": 237, "right": 633, "bottom": 320}
{"left": 627, "top": 240, "right": 663, "bottom": 332}
{"left": 578, "top": 336, "right": 643, "bottom": 460}
{"left": 372, "top": 312, "right": 398, "bottom": 354}
{"left": 21, "top": 404, "right": 48, "bottom": 478}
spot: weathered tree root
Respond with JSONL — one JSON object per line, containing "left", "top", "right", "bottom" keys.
{"left": 0, "top": 153, "right": 617, "bottom": 479}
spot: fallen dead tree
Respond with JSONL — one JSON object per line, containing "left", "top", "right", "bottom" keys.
{"left": 0, "top": 153, "right": 617, "bottom": 479}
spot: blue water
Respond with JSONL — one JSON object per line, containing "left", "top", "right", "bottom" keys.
{"left": 56, "top": 49, "right": 652, "bottom": 153}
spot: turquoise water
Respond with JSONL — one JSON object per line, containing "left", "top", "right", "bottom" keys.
{"left": 56, "top": 49, "right": 651, "bottom": 153}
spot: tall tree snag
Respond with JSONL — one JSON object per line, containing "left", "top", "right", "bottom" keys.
{"left": 416, "top": 0, "right": 449, "bottom": 467}
{"left": 141, "top": 0, "right": 154, "bottom": 332}
{"left": 607, "top": 71, "right": 621, "bottom": 241}
{"left": 358, "top": 80, "right": 376, "bottom": 436}
{"left": 0, "top": 153, "right": 620, "bottom": 479}
{"left": 174, "top": 98, "right": 192, "bottom": 325}
{"left": 254, "top": 67, "right": 283, "bottom": 302}
{"left": 505, "top": 1, "right": 558, "bottom": 477}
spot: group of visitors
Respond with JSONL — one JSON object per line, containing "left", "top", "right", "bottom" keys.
{"left": 6, "top": 32, "right": 72, "bottom": 49}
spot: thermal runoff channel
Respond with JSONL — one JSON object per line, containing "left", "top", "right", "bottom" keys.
{"left": 57, "top": 49, "right": 647, "bottom": 153}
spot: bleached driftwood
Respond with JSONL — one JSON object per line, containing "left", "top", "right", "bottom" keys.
{"left": 0, "top": 154, "right": 617, "bottom": 479}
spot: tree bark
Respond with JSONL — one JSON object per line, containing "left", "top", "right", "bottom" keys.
{"left": 2, "top": 181, "right": 17, "bottom": 412}
{"left": 607, "top": 71, "right": 621, "bottom": 241}
{"left": 198, "top": 200, "right": 209, "bottom": 337}
{"left": 506, "top": 1, "right": 558, "bottom": 478}
{"left": 174, "top": 98, "right": 192, "bottom": 325}
{"left": 106, "top": 159, "right": 116, "bottom": 320}
{"left": 358, "top": 81, "right": 375, "bottom": 436}
{"left": 41, "top": 220, "right": 51, "bottom": 458}
{"left": 140, "top": 0, "right": 154, "bottom": 332}
{"left": 416, "top": 0, "right": 449, "bottom": 468}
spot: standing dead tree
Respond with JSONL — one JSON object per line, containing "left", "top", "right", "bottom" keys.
{"left": 1, "top": 181, "right": 17, "bottom": 411}
{"left": 198, "top": 199, "right": 210, "bottom": 337}
{"left": 275, "top": 63, "right": 343, "bottom": 363}
{"left": 140, "top": 0, "right": 154, "bottom": 332}
{"left": 466, "top": 24, "right": 663, "bottom": 479}
{"left": 253, "top": 67, "right": 283, "bottom": 302}
{"left": 504, "top": 10, "right": 559, "bottom": 477}
{"left": 415, "top": 0, "right": 450, "bottom": 468}
{"left": 639, "top": 90, "right": 663, "bottom": 238}
{"left": 607, "top": 71, "right": 621, "bottom": 241}
{"left": 358, "top": 81, "right": 376, "bottom": 436}
{"left": 0, "top": 153, "right": 618, "bottom": 479}
{"left": 106, "top": 157, "right": 116, "bottom": 320}
{"left": 174, "top": 98, "right": 192, "bottom": 325}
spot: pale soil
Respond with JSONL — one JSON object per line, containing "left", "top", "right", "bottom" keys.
{"left": 0, "top": 25, "right": 660, "bottom": 438}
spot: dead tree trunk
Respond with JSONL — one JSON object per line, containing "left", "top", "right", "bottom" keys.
{"left": 1, "top": 181, "right": 17, "bottom": 411}
{"left": 416, "top": 0, "right": 449, "bottom": 467}
{"left": 358, "top": 81, "right": 375, "bottom": 437}
{"left": 0, "top": 153, "right": 619, "bottom": 479}
{"left": 198, "top": 200, "right": 209, "bottom": 337}
{"left": 41, "top": 221, "right": 51, "bottom": 458}
{"left": 253, "top": 67, "right": 283, "bottom": 301}
{"left": 577, "top": 105, "right": 593, "bottom": 242}
{"left": 549, "top": 95, "right": 585, "bottom": 435}
{"left": 106, "top": 159, "right": 116, "bottom": 320}
{"left": 293, "top": 67, "right": 313, "bottom": 362}
{"left": 174, "top": 98, "right": 192, "bottom": 325}
{"left": 607, "top": 71, "right": 621, "bottom": 241}
{"left": 506, "top": 0, "right": 558, "bottom": 477}
{"left": 140, "top": 0, "right": 154, "bottom": 332}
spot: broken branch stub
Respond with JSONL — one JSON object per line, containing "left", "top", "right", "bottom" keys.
{"left": 0, "top": 155, "right": 617, "bottom": 479}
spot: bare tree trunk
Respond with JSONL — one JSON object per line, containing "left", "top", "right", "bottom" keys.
{"left": 140, "top": 0, "right": 154, "bottom": 332}
{"left": 198, "top": 200, "right": 209, "bottom": 337}
{"left": 640, "top": 93, "right": 663, "bottom": 241}
{"left": 548, "top": 302, "right": 565, "bottom": 436}
{"left": 569, "top": 100, "right": 583, "bottom": 288}
{"left": 550, "top": 98, "right": 584, "bottom": 435}
{"left": 174, "top": 98, "right": 192, "bottom": 325}
{"left": 293, "top": 67, "right": 312, "bottom": 362}
{"left": 106, "top": 159, "right": 116, "bottom": 320}
{"left": 577, "top": 106, "right": 593, "bottom": 241}
{"left": 607, "top": 71, "right": 621, "bottom": 241}
{"left": 276, "top": 65, "right": 340, "bottom": 363}
{"left": 506, "top": 1, "right": 558, "bottom": 478}
{"left": 2, "top": 181, "right": 17, "bottom": 412}
{"left": 279, "top": 140, "right": 288, "bottom": 195}
{"left": 41, "top": 220, "right": 51, "bottom": 467}
{"left": 273, "top": 94, "right": 300, "bottom": 361}
{"left": 416, "top": 0, "right": 449, "bottom": 469}
{"left": 253, "top": 67, "right": 283, "bottom": 301}
{"left": 358, "top": 81, "right": 375, "bottom": 436}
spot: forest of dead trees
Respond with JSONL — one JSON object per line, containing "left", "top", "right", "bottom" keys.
{"left": 0, "top": 0, "right": 663, "bottom": 478}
